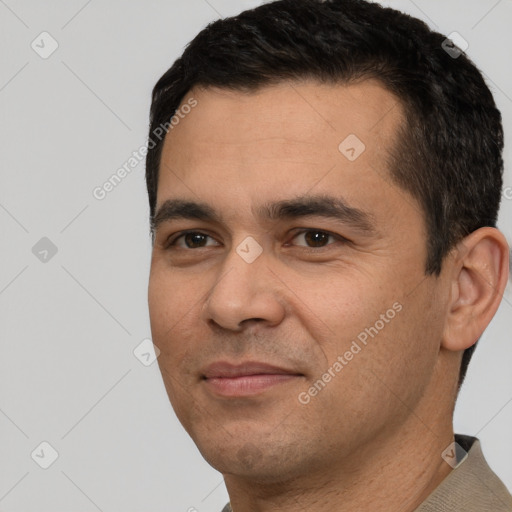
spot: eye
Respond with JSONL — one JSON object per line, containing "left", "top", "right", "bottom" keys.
{"left": 289, "top": 229, "right": 343, "bottom": 248}
{"left": 165, "top": 229, "right": 345, "bottom": 250}
{"left": 167, "top": 231, "right": 220, "bottom": 249}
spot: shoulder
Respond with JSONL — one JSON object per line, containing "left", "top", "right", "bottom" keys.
{"left": 415, "top": 435, "right": 512, "bottom": 512}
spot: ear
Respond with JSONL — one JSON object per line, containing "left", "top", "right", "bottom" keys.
{"left": 442, "top": 227, "right": 510, "bottom": 352}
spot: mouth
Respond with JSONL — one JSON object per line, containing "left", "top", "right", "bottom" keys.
{"left": 201, "top": 361, "right": 304, "bottom": 397}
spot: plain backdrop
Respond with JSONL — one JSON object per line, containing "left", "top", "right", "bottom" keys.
{"left": 1, "top": 1, "right": 511, "bottom": 511}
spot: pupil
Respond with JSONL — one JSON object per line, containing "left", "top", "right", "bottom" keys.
{"left": 305, "top": 231, "right": 328, "bottom": 247}
{"left": 186, "top": 233, "right": 206, "bottom": 248}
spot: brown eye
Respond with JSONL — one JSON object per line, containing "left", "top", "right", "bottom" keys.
{"left": 168, "top": 231, "right": 219, "bottom": 249}
{"left": 291, "top": 230, "right": 339, "bottom": 248}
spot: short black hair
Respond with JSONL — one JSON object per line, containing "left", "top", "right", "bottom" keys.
{"left": 145, "top": 0, "right": 504, "bottom": 387}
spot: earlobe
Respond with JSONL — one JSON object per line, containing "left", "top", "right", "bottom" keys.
{"left": 442, "top": 227, "right": 510, "bottom": 352}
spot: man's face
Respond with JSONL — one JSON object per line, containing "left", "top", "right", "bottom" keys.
{"left": 148, "top": 80, "right": 450, "bottom": 481}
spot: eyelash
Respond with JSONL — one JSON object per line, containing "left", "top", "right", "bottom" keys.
{"left": 165, "top": 229, "right": 346, "bottom": 250}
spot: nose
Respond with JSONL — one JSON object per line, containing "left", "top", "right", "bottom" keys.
{"left": 201, "top": 243, "right": 286, "bottom": 332}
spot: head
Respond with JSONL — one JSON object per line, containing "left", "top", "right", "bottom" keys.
{"left": 146, "top": 0, "right": 508, "bottom": 482}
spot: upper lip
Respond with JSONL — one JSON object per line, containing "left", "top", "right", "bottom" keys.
{"left": 201, "top": 361, "right": 303, "bottom": 379}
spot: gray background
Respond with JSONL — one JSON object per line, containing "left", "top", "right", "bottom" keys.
{"left": 1, "top": 0, "right": 511, "bottom": 510}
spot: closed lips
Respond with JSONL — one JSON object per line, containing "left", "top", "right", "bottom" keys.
{"left": 201, "top": 361, "right": 303, "bottom": 379}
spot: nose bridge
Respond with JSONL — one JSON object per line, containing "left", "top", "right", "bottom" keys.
{"left": 202, "top": 239, "right": 285, "bottom": 330}
{"left": 216, "top": 233, "right": 267, "bottom": 293}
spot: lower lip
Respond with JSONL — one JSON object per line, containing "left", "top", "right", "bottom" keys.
{"left": 203, "top": 374, "right": 300, "bottom": 397}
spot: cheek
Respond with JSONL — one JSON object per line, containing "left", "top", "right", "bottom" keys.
{"left": 148, "top": 269, "right": 191, "bottom": 366}
{"left": 312, "top": 274, "right": 433, "bottom": 389}
{"left": 306, "top": 303, "right": 432, "bottom": 446}
{"left": 308, "top": 276, "right": 387, "bottom": 349}
{"left": 148, "top": 273, "right": 170, "bottom": 343}
{"left": 349, "top": 287, "right": 441, "bottom": 409}
{"left": 149, "top": 272, "right": 198, "bottom": 423}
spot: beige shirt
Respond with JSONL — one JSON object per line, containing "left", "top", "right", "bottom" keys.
{"left": 221, "top": 435, "right": 512, "bottom": 511}
{"left": 414, "top": 434, "right": 512, "bottom": 511}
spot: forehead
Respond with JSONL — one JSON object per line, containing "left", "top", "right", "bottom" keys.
{"left": 156, "top": 79, "right": 414, "bottom": 230}
{"left": 160, "top": 78, "right": 403, "bottom": 176}
{"left": 172, "top": 79, "right": 401, "bottom": 139}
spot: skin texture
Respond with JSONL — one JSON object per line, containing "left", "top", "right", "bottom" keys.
{"left": 148, "top": 80, "right": 509, "bottom": 511}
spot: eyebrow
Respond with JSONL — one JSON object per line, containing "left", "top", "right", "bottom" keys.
{"left": 151, "top": 194, "right": 376, "bottom": 236}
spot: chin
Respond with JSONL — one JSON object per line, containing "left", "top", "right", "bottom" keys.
{"left": 195, "top": 435, "right": 314, "bottom": 484}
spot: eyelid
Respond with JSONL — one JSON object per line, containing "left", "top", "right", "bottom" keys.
{"left": 165, "top": 229, "right": 220, "bottom": 248}
{"left": 165, "top": 228, "right": 348, "bottom": 250}
{"left": 287, "top": 228, "right": 348, "bottom": 247}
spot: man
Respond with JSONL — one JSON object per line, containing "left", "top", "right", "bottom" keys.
{"left": 145, "top": 0, "right": 512, "bottom": 510}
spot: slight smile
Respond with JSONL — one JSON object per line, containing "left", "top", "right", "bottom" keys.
{"left": 201, "top": 361, "right": 304, "bottom": 397}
